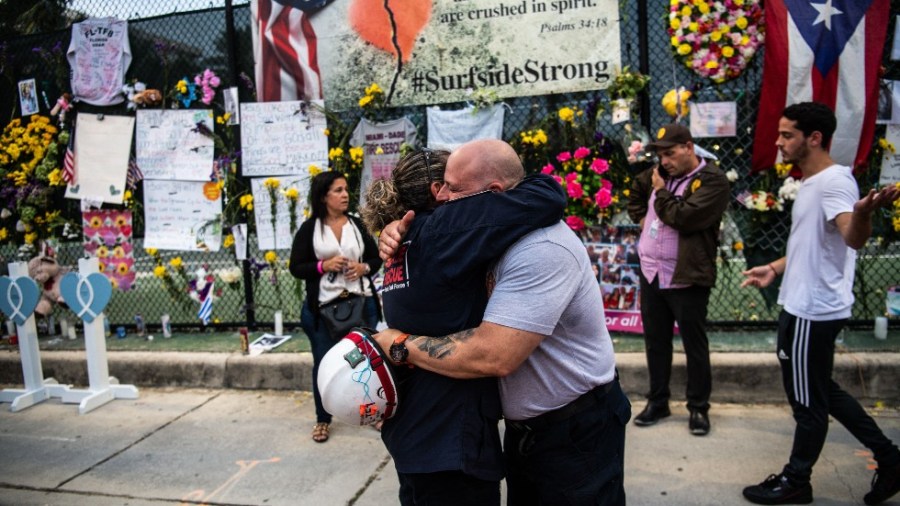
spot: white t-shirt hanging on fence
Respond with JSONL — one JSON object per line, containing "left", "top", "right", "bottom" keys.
{"left": 426, "top": 105, "right": 505, "bottom": 151}
{"left": 351, "top": 117, "right": 417, "bottom": 208}
{"left": 67, "top": 18, "right": 131, "bottom": 106}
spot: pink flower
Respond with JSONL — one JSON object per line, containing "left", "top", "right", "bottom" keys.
{"left": 567, "top": 181, "right": 583, "bottom": 199}
{"left": 541, "top": 163, "right": 555, "bottom": 174}
{"left": 556, "top": 151, "right": 572, "bottom": 163}
{"left": 595, "top": 188, "right": 612, "bottom": 208}
{"left": 573, "top": 147, "right": 591, "bottom": 159}
{"left": 601, "top": 179, "right": 613, "bottom": 192}
{"left": 565, "top": 172, "right": 579, "bottom": 184}
{"left": 565, "top": 215, "right": 586, "bottom": 231}
{"left": 590, "top": 158, "right": 609, "bottom": 175}
{"left": 552, "top": 175, "right": 563, "bottom": 185}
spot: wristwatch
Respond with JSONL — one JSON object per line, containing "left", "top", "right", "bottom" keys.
{"left": 389, "top": 333, "right": 411, "bottom": 365}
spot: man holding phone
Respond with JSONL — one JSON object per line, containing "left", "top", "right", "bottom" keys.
{"left": 631, "top": 123, "right": 730, "bottom": 435}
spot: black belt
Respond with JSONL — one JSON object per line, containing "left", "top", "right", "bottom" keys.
{"left": 506, "top": 380, "right": 616, "bottom": 433}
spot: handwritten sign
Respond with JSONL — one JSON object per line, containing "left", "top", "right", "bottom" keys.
{"left": 240, "top": 100, "right": 328, "bottom": 177}
{"left": 251, "top": 177, "right": 312, "bottom": 251}
{"left": 143, "top": 180, "right": 222, "bottom": 252}
{"left": 881, "top": 124, "right": 900, "bottom": 185}
{"left": 136, "top": 109, "right": 214, "bottom": 181}
{"left": 65, "top": 114, "right": 133, "bottom": 204}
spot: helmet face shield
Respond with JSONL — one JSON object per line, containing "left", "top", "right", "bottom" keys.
{"left": 317, "top": 328, "right": 399, "bottom": 426}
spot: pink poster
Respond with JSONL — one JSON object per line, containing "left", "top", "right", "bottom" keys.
{"left": 581, "top": 225, "right": 643, "bottom": 334}
{"left": 82, "top": 209, "right": 135, "bottom": 290}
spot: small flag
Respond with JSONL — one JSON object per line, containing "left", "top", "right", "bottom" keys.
{"left": 198, "top": 282, "right": 214, "bottom": 325}
{"left": 62, "top": 128, "right": 76, "bottom": 184}
{"left": 126, "top": 157, "right": 144, "bottom": 190}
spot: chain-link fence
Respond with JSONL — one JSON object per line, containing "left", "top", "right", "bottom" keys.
{"left": 1, "top": 0, "right": 898, "bottom": 330}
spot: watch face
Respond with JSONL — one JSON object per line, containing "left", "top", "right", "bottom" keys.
{"left": 390, "top": 343, "right": 407, "bottom": 364}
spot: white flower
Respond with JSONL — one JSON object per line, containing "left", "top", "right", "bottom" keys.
{"left": 725, "top": 169, "right": 739, "bottom": 182}
{"left": 778, "top": 177, "right": 801, "bottom": 202}
{"left": 216, "top": 266, "right": 243, "bottom": 285}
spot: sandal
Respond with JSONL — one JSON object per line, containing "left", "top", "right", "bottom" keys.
{"left": 312, "top": 422, "right": 330, "bottom": 443}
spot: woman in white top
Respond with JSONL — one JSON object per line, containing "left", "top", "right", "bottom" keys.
{"left": 289, "top": 171, "right": 382, "bottom": 443}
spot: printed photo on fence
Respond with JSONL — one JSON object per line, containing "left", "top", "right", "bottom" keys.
{"left": 582, "top": 224, "right": 643, "bottom": 334}
{"left": 82, "top": 209, "right": 136, "bottom": 291}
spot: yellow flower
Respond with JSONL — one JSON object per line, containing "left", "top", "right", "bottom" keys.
{"left": 680, "top": 6, "right": 692, "bottom": 17}
{"left": 323, "top": 128, "right": 330, "bottom": 137}
{"left": 176, "top": 79, "right": 188, "bottom": 94}
{"left": 169, "top": 257, "right": 183, "bottom": 268}
{"left": 705, "top": 60, "right": 719, "bottom": 69}
{"left": 116, "top": 262, "right": 130, "bottom": 275}
{"left": 365, "top": 83, "right": 382, "bottom": 96}
{"left": 264, "top": 250, "right": 278, "bottom": 264}
{"left": 48, "top": 168, "right": 63, "bottom": 186}
{"left": 97, "top": 245, "right": 109, "bottom": 258}
{"left": 263, "top": 177, "right": 280, "bottom": 190}
{"left": 349, "top": 146, "right": 364, "bottom": 165}
{"left": 775, "top": 162, "right": 793, "bottom": 178}
{"left": 677, "top": 44, "right": 692, "bottom": 56}
{"left": 689, "top": 22, "right": 698, "bottom": 33}
{"left": 308, "top": 164, "right": 322, "bottom": 176}
{"left": 734, "top": 0, "right": 743, "bottom": 5}
{"left": 623, "top": 189, "right": 630, "bottom": 197}
{"left": 691, "top": 179, "right": 702, "bottom": 192}
{"left": 558, "top": 107, "right": 575, "bottom": 124}
{"left": 113, "top": 246, "right": 125, "bottom": 258}
{"left": 223, "top": 234, "right": 235, "bottom": 248}
{"left": 710, "top": 31, "right": 722, "bottom": 42}
{"left": 671, "top": 35, "right": 680, "bottom": 46}
{"left": 741, "top": 35, "right": 750, "bottom": 46}
{"left": 215, "top": 112, "right": 232, "bottom": 125}
{"left": 358, "top": 95, "right": 373, "bottom": 107}
{"left": 153, "top": 265, "right": 167, "bottom": 278}
{"left": 697, "top": 2, "right": 710, "bottom": 14}
{"left": 98, "top": 261, "right": 106, "bottom": 273}
{"left": 0, "top": 228, "right": 7, "bottom": 241}
{"left": 216, "top": 180, "right": 225, "bottom": 190}
{"left": 736, "top": 16, "right": 748, "bottom": 30}
{"left": 145, "top": 248, "right": 158, "bottom": 256}
{"left": 89, "top": 216, "right": 103, "bottom": 229}
{"left": 284, "top": 187, "right": 299, "bottom": 200}
{"left": 733, "top": 241, "right": 744, "bottom": 251}
{"left": 124, "top": 190, "right": 133, "bottom": 201}
{"left": 670, "top": 17, "right": 681, "bottom": 30}
{"left": 329, "top": 147, "right": 344, "bottom": 160}
{"left": 240, "top": 194, "right": 254, "bottom": 209}
{"left": 722, "top": 46, "right": 735, "bottom": 58}
{"left": 24, "top": 232, "right": 37, "bottom": 244}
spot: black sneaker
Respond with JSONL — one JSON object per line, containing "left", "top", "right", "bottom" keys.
{"left": 633, "top": 403, "right": 670, "bottom": 426}
{"left": 742, "top": 473, "right": 812, "bottom": 505}
{"left": 689, "top": 410, "right": 710, "bottom": 436}
{"left": 865, "top": 463, "right": 900, "bottom": 505}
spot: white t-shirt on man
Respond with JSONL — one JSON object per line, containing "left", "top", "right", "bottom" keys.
{"left": 778, "top": 165, "right": 858, "bottom": 321}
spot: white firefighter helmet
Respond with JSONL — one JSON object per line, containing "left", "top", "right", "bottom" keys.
{"left": 317, "top": 328, "right": 399, "bottom": 426}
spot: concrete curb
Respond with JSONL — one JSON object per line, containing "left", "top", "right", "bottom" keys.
{"left": 1, "top": 350, "right": 898, "bottom": 404}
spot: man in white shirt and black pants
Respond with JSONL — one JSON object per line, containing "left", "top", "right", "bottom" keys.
{"left": 741, "top": 102, "right": 900, "bottom": 505}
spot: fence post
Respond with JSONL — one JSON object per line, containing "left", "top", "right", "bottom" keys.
{"left": 637, "top": 0, "right": 651, "bottom": 130}
{"left": 242, "top": 258, "right": 257, "bottom": 330}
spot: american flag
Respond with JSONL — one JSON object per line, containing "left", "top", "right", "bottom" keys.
{"left": 198, "top": 282, "right": 214, "bottom": 325}
{"left": 250, "top": 0, "right": 334, "bottom": 102}
{"left": 751, "top": 0, "right": 890, "bottom": 172}
{"left": 62, "top": 128, "right": 76, "bottom": 184}
{"left": 126, "top": 157, "right": 144, "bottom": 190}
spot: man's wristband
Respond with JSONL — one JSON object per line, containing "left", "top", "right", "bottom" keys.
{"left": 317, "top": 260, "right": 324, "bottom": 274}
{"left": 767, "top": 263, "right": 778, "bottom": 276}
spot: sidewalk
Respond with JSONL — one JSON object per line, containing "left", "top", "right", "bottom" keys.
{"left": 1, "top": 388, "right": 898, "bottom": 505}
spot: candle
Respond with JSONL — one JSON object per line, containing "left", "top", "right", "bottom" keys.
{"left": 67, "top": 325, "right": 76, "bottom": 340}
{"left": 161, "top": 314, "right": 172, "bottom": 338}
{"left": 5, "top": 320, "right": 14, "bottom": 337}
{"left": 874, "top": 317, "right": 888, "bottom": 340}
{"left": 274, "top": 311, "right": 283, "bottom": 337}
{"left": 60, "top": 318, "right": 69, "bottom": 337}
{"left": 47, "top": 315, "right": 56, "bottom": 335}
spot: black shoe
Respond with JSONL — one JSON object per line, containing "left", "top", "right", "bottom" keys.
{"left": 742, "top": 473, "right": 813, "bottom": 505}
{"left": 689, "top": 410, "right": 710, "bottom": 436}
{"left": 633, "top": 403, "right": 670, "bottom": 426}
{"left": 865, "top": 463, "right": 900, "bottom": 505}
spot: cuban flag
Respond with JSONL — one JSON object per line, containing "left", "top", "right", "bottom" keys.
{"left": 250, "top": 0, "right": 335, "bottom": 102}
{"left": 751, "top": 0, "right": 890, "bottom": 172}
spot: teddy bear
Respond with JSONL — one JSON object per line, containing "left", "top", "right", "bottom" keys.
{"left": 27, "top": 256, "right": 70, "bottom": 316}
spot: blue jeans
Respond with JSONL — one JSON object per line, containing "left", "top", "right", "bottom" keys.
{"left": 300, "top": 296, "right": 379, "bottom": 423}
{"left": 504, "top": 381, "right": 630, "bottom": 506}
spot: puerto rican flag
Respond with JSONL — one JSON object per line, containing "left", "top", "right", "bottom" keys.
{"left": 250, "top": 0, "right": 334, "bottom": 102}
{"left": 751, "top": 0, "right": 890, "bottom": 172}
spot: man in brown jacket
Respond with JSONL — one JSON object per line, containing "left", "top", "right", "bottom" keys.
{"left": 628, "top": 124, "right": 730, "bottom": 436}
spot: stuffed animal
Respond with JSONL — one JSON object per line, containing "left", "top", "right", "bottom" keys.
{"left": 133, "top": 89, "right": 163, "bottom": 107}
{"left": 27, "top": 256, "right": 70, "bottom": 316}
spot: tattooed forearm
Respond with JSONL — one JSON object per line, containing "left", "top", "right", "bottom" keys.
{"left": 411, "top": 329, "right": 476, "bottom": 360}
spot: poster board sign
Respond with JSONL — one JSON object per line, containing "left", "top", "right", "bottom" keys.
{"left": 82, "top": 210, "right": 136, "bottom": 291}
{"left": 136, "top": 109, "right": 215, "bottom": 181}
{"left": 250, "top": 176, "right": 312, "bottom": 251}
{"left": 65, "top": 114, "right": 133, "bottom": 204}
{"left": 689, "top": 101, "right": 737, "bottom": 138}
{"left": 313, "top": 0, "right": 622, "bottom": 109}
{"left": 240, "top": 100, "right": 328, "bottom": 177}
{"left": 143, "top": 180, "right": 222, "bottom": 251}
{"left": 582, "top": 225, "right": 643, "bottom": 334}
{"left": 881, "top": 124, "right": 900, "bottom": 185}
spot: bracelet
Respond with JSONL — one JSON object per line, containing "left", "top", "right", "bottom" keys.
{"left": 767, "top": 263, "right": 778, "bottom": 275}
{"left": 316, "top": 260, "right": 324, "bottom": 274}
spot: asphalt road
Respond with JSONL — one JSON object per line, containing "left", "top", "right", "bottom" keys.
{"left": 1, "top": 388, "right": 898, "bottom": 505}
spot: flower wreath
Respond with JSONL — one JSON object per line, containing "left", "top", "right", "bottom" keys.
{"left": 667, "top": 0, "right": 764, "bottom": 84}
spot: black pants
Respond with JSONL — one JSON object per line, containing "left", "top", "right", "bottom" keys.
{"left": 639, "top": 274, "right": 712, "bottom": 412}
{"left": 504, "top": 381, "right": 630, "bottom": 505}
{"left": 397, "top": 470, "right": 499, "bottom": 506}
{"left": 777, "top": 311, "right": 900, "bottom": 483}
